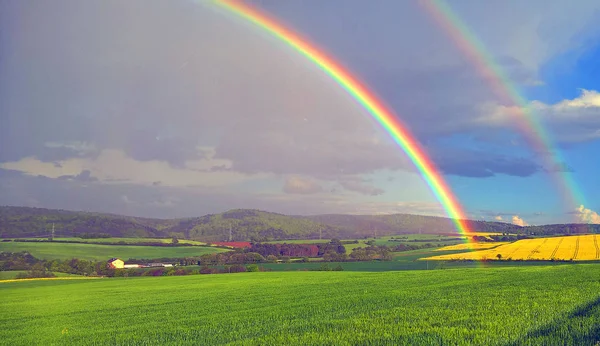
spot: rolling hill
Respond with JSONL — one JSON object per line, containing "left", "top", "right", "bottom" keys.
{"left": 1, "top": 206, "right": 598, "bottom": 241}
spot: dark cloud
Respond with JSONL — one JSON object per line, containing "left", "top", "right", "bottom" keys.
{"left": 431, "top": 148, "right": 541, "bottom": 178}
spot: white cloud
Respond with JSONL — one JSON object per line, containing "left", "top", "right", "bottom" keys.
{"left": 575, "top": 205, "right": 600, "bottom": 224}
{"left": 477, "top": 89, "right": 600, "bottom": 143}
{"left": 512, "top": 215, "right": 528, "bottom": 226}
{"left": 494, "top": 216, "right": 503, "bottom": 221}
{"left": 0, "top": 149, "right": 268, "bottom": 187}
{"left": 283, "top": 176, "right": 323, "bottom": 195}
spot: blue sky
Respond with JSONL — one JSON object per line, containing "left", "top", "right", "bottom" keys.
{"left": 1, "top": 0, "right": 600, "bottom": 225}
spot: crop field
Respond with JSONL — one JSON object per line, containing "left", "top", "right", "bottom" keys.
{"left": 47, "top": 237, "right": 208, "bottom": 245}
{"left": 434, "top": 242, "right": 506, "bottom": 252}
{"left": 424, "top": 235, "right": 600, "bottom": 261}
{"left": 3, "top": 265, "right": 600, "bottom": 345}
{"left": 0, "top": 241, "right": 227, "bottom": 261}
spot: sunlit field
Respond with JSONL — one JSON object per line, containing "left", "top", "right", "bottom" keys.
{"left": 424, "top": 235, "right": 600, "bottom": 261}
{"left": 0, "top": 241, "right": 227, "bottom": 261}
{"left": 2, "top": 265, "right": 600, "bottom": 345}
{"left": 434, "top": 242, "right": 507, "bottom": 252}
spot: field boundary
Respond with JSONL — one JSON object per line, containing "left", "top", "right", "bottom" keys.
{"left": 0, "top": 277, "right": 101, "bottom": 284}
{"left": 550, "top": 238, "right": 564, "bottom": 260}
{"left": 573, "top": 236, "right": 580, "bottom": 260}
{"left": 505, "top": 243, "right": 523, "bottom": 260}
{"left": 594, "top": 235, "right": 600, "bottom": 260}
{"left": 527, "top": 238, "right": 548, "bottom": 260}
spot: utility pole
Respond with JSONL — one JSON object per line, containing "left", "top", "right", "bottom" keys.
{"left": 228, "top": 224, "right": 232, "bottom": 242}
{"left": 319, "top": 228, "right": 322, "bottom": 240}
{"left": 50, "top": 223, "right": 55, "bottom": 241}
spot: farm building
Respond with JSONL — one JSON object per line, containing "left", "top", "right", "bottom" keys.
{"left": 107, "top": 258, "right": 124, "bottom": 269}
{"left": 123, "top": 264, "right": 140, "bottom": 269}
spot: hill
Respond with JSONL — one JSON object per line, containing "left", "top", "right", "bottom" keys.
{"left": 1, "top": 206, "right": 599, "bottom": 241}
{"left": 0, "top": 206, "right": 167, "bottom": 238}
{"left": 165, "top": 209, "right": 336, "bottom": 242}
{"left": 303, "top": 213, "right": 520, "bottom": 236}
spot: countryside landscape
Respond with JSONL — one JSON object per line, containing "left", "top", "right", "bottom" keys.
{"left": 3, "top": 206, "right": 600, "bottom": 344}
{"left": 4, "top": 0, "right": 600, "bottom": 344}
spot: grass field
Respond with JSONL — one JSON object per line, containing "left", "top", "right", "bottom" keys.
{"left": 0, "top": 271, "right": 81, "bottom": 280}
{"left": 424, "top": 235, "right": 600, "bottom": 261}
{"left": 0, "top": 241, "right": 227, "bottom": 261}
{"left": 2, "top": 265, "right": 600, "bottom": 345}
{"left": 46, "top": 237, "right": 208, "bottom": 245}
{"left": 264, "top": 234, "right": 469, "bottom": 252}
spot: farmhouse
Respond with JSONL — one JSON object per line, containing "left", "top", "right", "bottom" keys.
{"left": 107, "top": 258, "right": 174, "bottom": 269}
{"left": 107, "top": 258, "right": 124, "bottom": 269}
{"left": 123, "top": 264, "right": 141, "bottom": 269}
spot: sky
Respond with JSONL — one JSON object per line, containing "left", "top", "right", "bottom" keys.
{"left": 1, "top": 0, "right": 600, "bottom": 225}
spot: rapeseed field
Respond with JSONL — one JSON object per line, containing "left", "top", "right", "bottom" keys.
{"left": 425, "top": 235, "right": 600, "bottom": 261}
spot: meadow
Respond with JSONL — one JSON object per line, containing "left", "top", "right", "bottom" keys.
{"left": 2, "top": 265, "right": 600, "bottom": 345}
{"left": 425, "top": 235, "right": 600, "bottom": 261}
{"left": 0, "top": 241, "right": 227, "bottom": 261}
{"left": 49, "top": 237, "right": 208, "bottom": 245}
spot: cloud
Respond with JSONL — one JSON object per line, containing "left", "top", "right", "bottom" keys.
{"left": 575, "top": 205, "right": 600, "bottom": 224}
{"left": 495, "top": 216, "right": 503, "bottom": 221}
{"left": 431, "top": 148, "right": 541, "bottom": 178}
{"left": 477, "top": 89, "right": 600, "bottom": 144}
{"left": 338, "top": 177, "right": 384, "bottom": 196}
{"left": 0, "top": 149, "right": 268, "bottom": 187}
{"left": 283, "top": 176, "right": 323, "bottom": 195}
{"left": 0, "top": 169, "right": 447, "bottom": 218}
{"left": 512, "top": 215, "right": 529, "bottom": 226}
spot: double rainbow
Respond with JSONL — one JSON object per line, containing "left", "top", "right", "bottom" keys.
{"left": 213, "top": 0, "right": 472, "bottom": 234}
{"left": 421, "top": 0, "right": 584, "bottom": 218}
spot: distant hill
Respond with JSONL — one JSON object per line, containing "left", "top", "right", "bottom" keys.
{"left": 164, "top": 209, "right": 336, "bottom": 242}
{"left": 303, "top": 214, "right": 520, "bottom": 236}
{"left": 0, "top": 206, "right": 167, "bottom": 238}
{"left": 1, "top": 206, "right": 598, "bottom": 241}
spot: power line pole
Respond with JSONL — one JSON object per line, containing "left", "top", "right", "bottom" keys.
{"left": 228, "top": 224, "right": 232, "bottom": 242}
{"left": 319, "top": 228, "right": 322, "bottom": 240}
{"left": 50, "top": 223, "right": 55, "bottom": 241}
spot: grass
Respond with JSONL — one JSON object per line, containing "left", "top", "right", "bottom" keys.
{"left": 425, "top": 235, "right": 600, "bottom": 261}
{"left": 0, "top": 271, "right": 81, "bottom": 280}
{"left": 0, "top": 241, "right": 228, "bottom": 261}
{"left": 263, "top": 234, "right": 468, "bottom": 252}
{"left": 47, "top": 237, "right": 208, "bottom": 245}
{"left": 2, "top": 265, "right": 600, "bottom": 345}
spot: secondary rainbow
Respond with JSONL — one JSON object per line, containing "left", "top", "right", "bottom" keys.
{"left": 420, "top": 0, "right": 585, "bottom": 218}
{"left": 213, "top": 0, "right": 472, "bottom": 234}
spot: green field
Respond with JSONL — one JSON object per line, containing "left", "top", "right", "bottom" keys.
{"left": 0, "top": 241, "right": 227, "bottom": 261}
{"left": 46, "top": 237, "right": 208, "bottom": 245}
{"left": 263, "top": 235, "right": 467, "bottom": 252}
{"left": 0, "top": 271, "right": 80, "bottom": 280}
{"left": 2, "top": 265, "right": 600, "bottom": 345}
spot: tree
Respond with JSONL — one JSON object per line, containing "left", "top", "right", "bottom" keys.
{"left": 171, "top": 236, "right": 179, "bottom": 244}
{"left": 246, "top": 264, "right": 259, "bottom": 272}
{"left": 496, "top": 254, "right": 502, "bottom": 260}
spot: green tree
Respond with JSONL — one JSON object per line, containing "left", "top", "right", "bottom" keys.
{"left": 171, "top": 236, "right": 179, "bottom": 244}
{"left": 246, "top": 264, "right": 259, "bottom": 272}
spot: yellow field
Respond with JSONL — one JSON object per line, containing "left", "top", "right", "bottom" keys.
{"left": 434, "top": 243, "right": 506, "bottom": 251}
{"left": 423, "top": 235, "right": 600, "bottom": 261}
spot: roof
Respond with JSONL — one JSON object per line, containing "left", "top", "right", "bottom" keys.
{"left": 107, "top": 258, "right": 122, "bottom": 263}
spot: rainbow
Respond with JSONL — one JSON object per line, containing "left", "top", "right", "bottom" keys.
{"left": 213, "top": 0, "right": 472, "bottom": 234}
{"left": 420, "top": 0, "right": 585, "bottom": 218}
